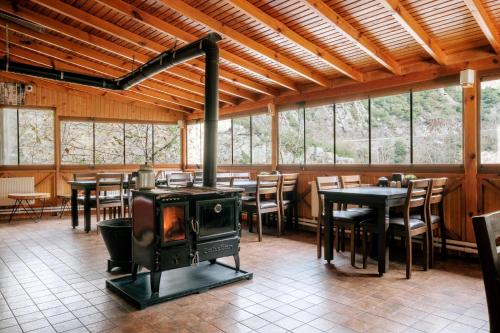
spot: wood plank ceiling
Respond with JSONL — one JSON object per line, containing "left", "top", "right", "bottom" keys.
{"left": 0, "top": 0, "right": 498, "bottom": 114}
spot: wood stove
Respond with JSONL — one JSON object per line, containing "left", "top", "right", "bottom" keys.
{"left": 131, "top": 187, "right": 242, "bottom": 293}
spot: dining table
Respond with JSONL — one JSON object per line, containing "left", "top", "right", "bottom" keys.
{"left": 319, "top": 186, "right": 408, "bottom": 276}
{"left": 231, "top": 180, "right": 257, "bottom": 193}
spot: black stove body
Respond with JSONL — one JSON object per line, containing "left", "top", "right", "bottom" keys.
{"left": 131, "top": 187, "right": 242, "bottom": 293}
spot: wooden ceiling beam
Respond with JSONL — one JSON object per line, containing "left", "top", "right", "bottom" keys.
{"left": 0, "top": 33, "right": 202, "bottom": 112}
{"left": 463, "top": 0, "right": 500, "bottom": 54}
{"left": 376, "top": 0, "right": 448, "bottom": 65}
{"left": 158, "top": 0, "right": 332, "bottom": 87}
{"left": 303, "top": 0, "right": 401, "bottom": 75}
{"left": 0, "top": 4, "right": 249, "bottom": 103}
{"left": 227, "top": 0, "right": 363, "bottom": 81}
{"left": 30, "top": 0, "right": 276, "bottom": 96}
{"left": 94, "top": 0, "right": 297, "bottom": 91}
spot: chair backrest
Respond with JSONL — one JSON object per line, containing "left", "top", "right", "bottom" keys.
{"left": 316, "top": 176, "right": 341, "bottom": 214}
{"left": 472, "top": 211, "right": 500, "bottom": 333}
{"left": 429, "top": 177, "right": 447, "bottom": 205}
{"left": 230, "top": 172, "right": 251, "bottom": 185}
{"left": 73, "top": 173, "right": 97, "bottom": 181}
{"left": 216, "top": 173, "right": 233, "bottom": 187}
{"left": 193, "top": 171, "right": 203, "bottom": 184}
{"left": 256, "top": 174, "right": 280, "bottom": 205}
{"left": 167, "top": 172, "right": 192, "bottom": 187}
{"left": 404, "top": 179, "right": 431, "bottom": 223}
{"left": 340, "top": 175, "right": 362, "bottom": 188}
{"left": 281, "top": 173, "right": 299, "bottom": 194}
{"left": 96, "top": 173, "right": 124, "bottom": 199}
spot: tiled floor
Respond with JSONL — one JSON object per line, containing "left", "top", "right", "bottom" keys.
{"left": 0, "top": 217, "right": 489, "bottom": 333}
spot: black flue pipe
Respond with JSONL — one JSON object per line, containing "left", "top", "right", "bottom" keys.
{"left": 0, "top": 32, "right": 221, "bottom": 187}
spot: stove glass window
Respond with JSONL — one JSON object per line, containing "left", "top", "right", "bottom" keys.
{"left": 198, "top": 200, "right": 235, "bottom": 237}
{"left": 162, "top": 206, "right": 186, "bottom": 242}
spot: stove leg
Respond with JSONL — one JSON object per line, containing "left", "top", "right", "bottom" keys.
{"left": 233, "top": 253, "right": 240, "bottom": 272}
{"left": 150, "top": 271, "right": 161, "bottom": 294}
{"left": 131, "top": 263, "right": 139, "bottom": 281}
{"left": 209, "top": 259, "right": 216, "bottom": 264}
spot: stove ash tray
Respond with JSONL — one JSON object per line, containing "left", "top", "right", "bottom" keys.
{"left": 106, "top": 261, "right": 252, "bottom": 309}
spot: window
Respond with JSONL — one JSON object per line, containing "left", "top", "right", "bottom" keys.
{"left": 125, "top": 123, "right": 153, "bottom": 164}
{"left": 481, "top": 79, "right": 500, "bottom": 164}
{"left": 305, "top": 104, "right": 334, "bottom": 164}
{"left": 335, "top": 100, "right": 369, "bottom": 164}
{"left": 413, "top": 86, "right": 462, "bottom": 164}
{"left": 95, "top": 122, "right": 124, "bottom": 164}
{"left": 153, "top": 124, "right": 181, "bottom": 164}
{"left": 233, "top": 117, "right": 251, "bottom": 164}
{"left": 61, "top": 121, "right": 94, "bottom": 165}
{"left": 371, "top": 93, "right": 411, "bottom": 164}
{"left": 279, "top": 107, "right": 305, "bottom": 164}
{"left": 218, "top": 119, "right": 232, "bottom": 164}
{"left": 187, "top": 122, "right": 203, "bottom": 165}
{"left": 252, "top": 114, "right": 272, "bottom": 164}
{"left": 0, "top": 107, "right": 54, "bottom": 165}
{"left": 0, "top": 108, "right": 18, "bottom": 165}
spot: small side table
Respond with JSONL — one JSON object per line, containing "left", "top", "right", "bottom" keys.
{"left": 8, "top": 193, "right": 50, "bottom": 223}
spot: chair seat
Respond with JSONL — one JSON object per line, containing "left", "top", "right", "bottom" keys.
{"left": 347, "top": 207, "right": 375, "bottom": 215}
{"left": 242, "top": 200, "right": 278, "bottom": 209}
{"left": 389, "top": 217, "right": 426, "bottom": 230}
{"left": 410, "top": 214, "right": 441, "bottom": 224}
{"left": 330, "top": 209, "right": 373, "bottom": 222}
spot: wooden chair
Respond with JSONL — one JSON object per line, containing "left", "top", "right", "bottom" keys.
{"left": 316, "top": 176, "right": 374, "bottom": 266}
{"left": 216, "top": 173, "right": 233, "bottom": 187}
{"left": 386, "top": 179, "right": 431, "bottom": 279}
{"left": 472, "top": 211, "right": 500, "bottom": 333}
{"left": 280, "top": 173, "right": 299, "bottom": 231}
{"left": 95, "top": 173, "right": 124, "bottom": 222}
{"left": 167, "top": 172, "right": 192, "bottom": 187}
{"left": 427, "top": 178, "right": 448, "bottom": 267}
{"left": 242, "top": 174, "right": 281, "bottom": 242}
{"left": 193, "top": 170, "right": 203, "bottom": 185}
{"left": 230, "top": 172, "right": 251, "bottom": 185}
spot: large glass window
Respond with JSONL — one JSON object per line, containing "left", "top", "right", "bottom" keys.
{"left": 125, "top": 123, "right": 153, "bottom": 164}
{"left": 335, "top": 100, "right": 369, "bottom": 164}
{"left": 153, "top": 124, "right": 181, "bottom": 164}
{"left": 413, "top": 86, "right": 462, "bottom": 164}
{"left": 279, "top": 107, "right": 305, "bottom": 164}
{"left": 61, "top": 121, "right": 93, "bottom": 165}
{"left": 187, "top": 122, "right": 203, "bottom": 165}
{"left": 252, "top": 114, "right": 272, "bottom": 164}
{"left": 481, "top": 79, "right": 500, "bottom": 164}
{"left": 305, "top": 104, "right": 334, "bottom": 164}
{"left": 371, "top": 93, "right": 411, "bottom": 164}
{"left": 0, "top": 108, "right": 18, "bottom": 165}
{"left": 218, "top": 119, "right": 232, "bottom": 164}
{"left": 95, "top": 122, "right": 124, "bottom": 164}
{"left": 233, "top": 117, "right": 251, "bottom": 164}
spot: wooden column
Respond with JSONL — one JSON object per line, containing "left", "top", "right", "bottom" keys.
{"left": 463, "top": 72, "right": 479, "bottom": 242}
{"left": 269, "top": 103, "right": 278, "bottom": 171}
{"left": 180, "top": 119, "right": 187, "bottom": 171}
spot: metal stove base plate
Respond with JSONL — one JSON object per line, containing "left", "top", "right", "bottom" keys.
{"left": 106, "top": 261, "right": 253, "bottom": 309}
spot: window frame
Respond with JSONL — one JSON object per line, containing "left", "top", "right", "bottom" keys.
{"left": 479, "top": 76, "right": 500, "bottom": 171}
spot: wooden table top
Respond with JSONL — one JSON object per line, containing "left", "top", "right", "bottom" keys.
{"left": 8, "top": 193, "right": 51, "bottom": 200}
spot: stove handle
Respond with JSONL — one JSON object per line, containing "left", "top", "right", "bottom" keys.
{"left": 190, "top": 217, "right": 199, "bottom": 234}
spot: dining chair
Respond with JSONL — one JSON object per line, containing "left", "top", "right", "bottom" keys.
{"left": 242, "top": 174, "right": 281, "bottom": 242}
{"left": 167, "top": 172, "right": 192, "bottom": 187}
{"left": 216, "top": 173, "right": 233, "bottom": 187}
{"left": 472, "top": 211, "right": 500, "bottom": 333}
{"left": 316, "top": 176, "right": 374, "bottom": 265}
{"left": 280, "top": 173, "right": 299, "bottom": 231}
{"left": 381, "top": 179, "right": 431, "bottom": 279}
{"left": 230, "top": 172, "right": 251, "bottom": 185}
{"left": 73, "top": 173, "right": 97, "bottom": 205}
{"left": 426, "top": 178, "right": 448, "bottom": 267}
{"left": 193, "top": 170, "right": 203, "bottom": 185}
{"left": 95, "top": 173, "right": 124, "bottom": 222}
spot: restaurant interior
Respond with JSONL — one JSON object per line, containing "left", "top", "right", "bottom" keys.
{"left": 0, "top": 0, "right": 499, "bottom": 332}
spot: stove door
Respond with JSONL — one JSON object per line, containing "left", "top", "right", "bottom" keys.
{"left": 160, "top": 201, "right": 189, "bottom": 247}
{"left": 195, "top": 197, "right": 238, "bottom": 241}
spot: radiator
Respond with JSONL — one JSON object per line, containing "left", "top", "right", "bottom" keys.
{"left": 0, "top": 177, "right": 35, "bottom": 206}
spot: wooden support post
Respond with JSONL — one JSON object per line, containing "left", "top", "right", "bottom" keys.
{"left": 463, "top": 71, "right": 479, "bottom": 242}
{"left": 269, "top": 103, "right": 278, "bottom": 171}
{"left": 181, "top": 119, "right": 187, "bottom": 171}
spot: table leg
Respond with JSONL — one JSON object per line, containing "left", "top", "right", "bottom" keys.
{"left": 324, "top": 197, "right": 334, "bottom": 263}
{"left": 84, "top": 189, "right": 91, "bottom": 233}
{"left": 71, "top": 188, "right": 78, "bottom": 228}
{"left": 377, "top": 204, "right": 390, "bottom": 276}
{"left": 8, "top": 200, "right": 21, "bottom": 223}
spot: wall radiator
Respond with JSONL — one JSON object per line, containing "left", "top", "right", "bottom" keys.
{"left": 0, "top": 177, "right": 35, "bottom": 206}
